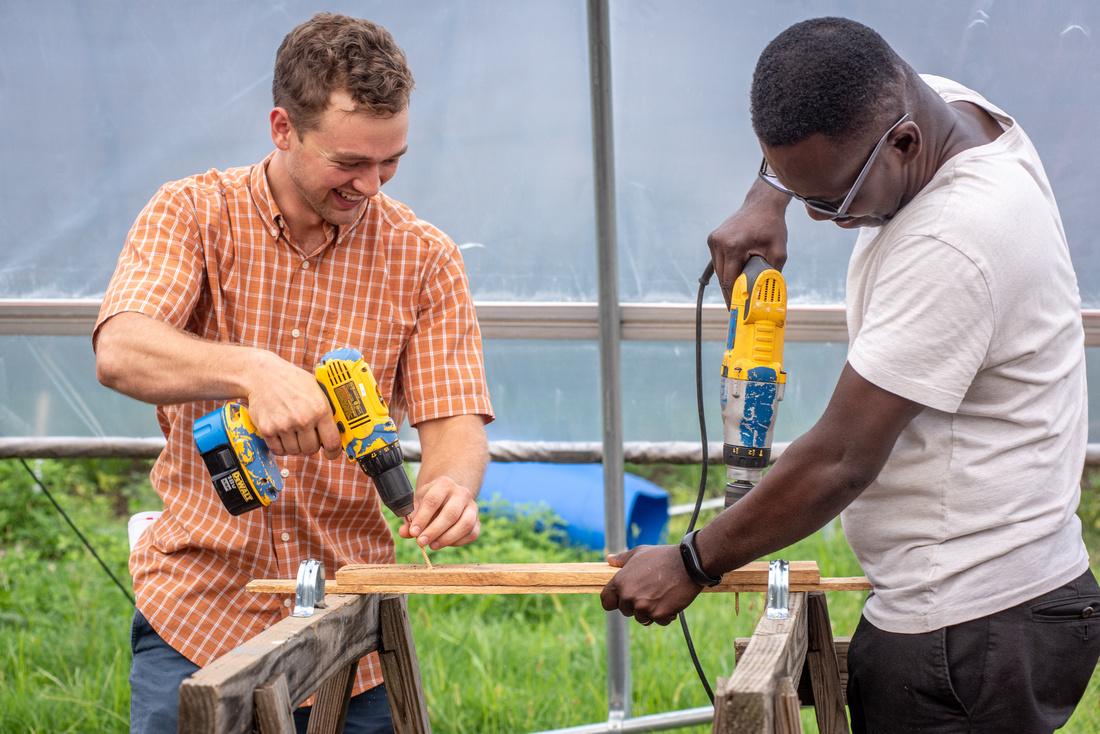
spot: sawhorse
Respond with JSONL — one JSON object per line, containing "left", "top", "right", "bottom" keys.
{"left": 716, "top": 591, "right": 852, "bottom": 734}
{"left": 191, "top": 561, "right": 862, "bottom": 733}
{"left": 177, "top": 594, "right": 430, "bottom": 734}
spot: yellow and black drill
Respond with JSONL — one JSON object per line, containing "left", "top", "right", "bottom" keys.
{"left": 721, "top": 256, "right": 787, "bottom": 507}
{"left": 193, "top": 347, "right": 414, "bottom": 520}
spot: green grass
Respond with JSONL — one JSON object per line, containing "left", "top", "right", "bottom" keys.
{"left": 0, "top": 459, "right": 1097, "bottom": 732}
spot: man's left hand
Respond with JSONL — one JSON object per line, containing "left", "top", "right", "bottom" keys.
{"left": 398, "top": 476, "right": 481, "bottom": 550}
{"left": 600, "top": 545, "right": 703, "bottom": 626}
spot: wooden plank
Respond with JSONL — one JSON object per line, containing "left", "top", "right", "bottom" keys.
{"left": 246, "top": 580, "right": 353, "bottom": 594}
{"left": 306, "top": 660, "right": 357, "bottom": 734}
{"left": 329, "top": 561, "right": 819, "bottom": 594}
{"left": 714, "top": 593, "right": 807, "bottom": 734}
{"left": 179, "top": 594, "right": 378, "bottom": 734}
{"left": 816, "top": 577, "right": 871, "bottom": 591}
{"left": 735, "top": 638, "right": 849, "bottom": 705}
{"left": 249, "top": 581, "right": 852, "bottom": 595}
{"left": 379, "top": 596, "right": 432, "bottom": 733}
{"left": 805, "top": 592, "right": 849, "bottom": 734}
{"left": 773, "top": 676, "right": 803, "bottom": 734}
{"left": 254, "top": 674, "right": 295, "bottom": 734}
{"left": 248, "top": 567, "right": 867, "bottom": 596}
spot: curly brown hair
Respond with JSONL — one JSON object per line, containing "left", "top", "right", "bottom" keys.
{"left": 272, "top": 13, "right": 414, "bottom": 135}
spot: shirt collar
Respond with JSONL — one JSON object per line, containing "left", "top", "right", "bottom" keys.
{"left": 249, "top": 151, "right": 285, "bottom": 238}
{"left": 250, "top": 151, "right": 372, "bottom": 252}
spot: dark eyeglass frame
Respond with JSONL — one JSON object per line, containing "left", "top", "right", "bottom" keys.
{"left": 758, "top": 112, "right": 911, "bottom": 220}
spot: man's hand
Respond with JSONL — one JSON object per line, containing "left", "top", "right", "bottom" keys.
{"left": 600, "top": 545, "right": 703, "bottom": 626}
{"left": 400, "top": 414, "right": 488, "bottom": 550}
{"left": 399, "top": 476, "right": 481, "bottom": 549}
{"left": 244, "top": 351, "right": 343, "bottom": 459}
{"left": 707, "top": 178, "right": 791, "bottom": 303}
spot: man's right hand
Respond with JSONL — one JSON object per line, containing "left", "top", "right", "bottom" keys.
{"left": 244, "top": 351, "right": 343, "bottom": 459}
{"left": 707, "top": 179, "right": 791, "bottom": 304}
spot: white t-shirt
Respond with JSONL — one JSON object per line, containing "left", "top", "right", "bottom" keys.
{"left": 841, "top": 75, "right": 1089, "bottom": 634}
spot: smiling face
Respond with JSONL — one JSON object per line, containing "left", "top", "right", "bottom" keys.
{"left": 762, "top": 118, "right": 920, "bottom": 229}
{"left": 270, "top": 90, "right": 409, "bottom": 231}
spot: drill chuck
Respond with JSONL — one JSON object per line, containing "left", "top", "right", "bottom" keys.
{"left": 725, "top": 479, "right": 755, "bottom": 508}
{"left": 355, "top": 442, "right": 416, "bottom": 518}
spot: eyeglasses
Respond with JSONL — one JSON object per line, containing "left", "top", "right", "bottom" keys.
{"left": 758, "top": 112, "right": 911, "bottom": 220}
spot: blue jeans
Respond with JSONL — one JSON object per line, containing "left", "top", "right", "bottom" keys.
{"left": 129, "top": 609, "right": 394, "bottom": 733}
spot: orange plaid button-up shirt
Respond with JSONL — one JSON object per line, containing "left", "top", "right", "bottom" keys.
{"left": 95, "top": 152, "right": 493, "bottom": 696}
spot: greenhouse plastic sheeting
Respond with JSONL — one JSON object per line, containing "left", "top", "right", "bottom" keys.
{"left": 2, "top": 2, "right": 1099, "bottom": 442}
{"left": 1, "top": 1, "right": 1097, "bottom": 304}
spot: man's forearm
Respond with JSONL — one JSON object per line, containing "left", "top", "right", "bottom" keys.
{"left": 95, "top": 312, "right": 265, "bottom": 405}
{"left": 415, "top": 415, "right": 489, "bottom": 493}
{"left": 694, "top": 432, "right": 871, "bottom": 577}
{"left": 693, "top": 364, "right": 922, "bottom": 577}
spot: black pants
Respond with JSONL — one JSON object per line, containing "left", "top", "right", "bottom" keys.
{"left": 847, "top": 569, "right": 1100, "bottom": 733}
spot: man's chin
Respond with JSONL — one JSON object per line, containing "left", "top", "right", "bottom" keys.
{"left": 834, "top": 215, "right": 886, "bottom": 229}
{"left": 322, "top": 201, "right": 367, "bottom": 227}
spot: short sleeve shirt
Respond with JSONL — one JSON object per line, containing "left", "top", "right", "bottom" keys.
{"left": 95, "top": 152, "right": 494, "bottom": 695}
{"left": 841, "top": 76, "right": 1088, "bottom": 633}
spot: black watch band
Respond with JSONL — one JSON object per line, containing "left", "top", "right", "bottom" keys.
{"left": 679, "top": 529, "right": 722, "bottom": 587}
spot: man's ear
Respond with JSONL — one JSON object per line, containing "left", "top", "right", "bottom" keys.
{"left": 270, "top": 107, "right": 294, "bottom": 150}
{"left": 892, "top": 121, "right": 921, "bottom": 163}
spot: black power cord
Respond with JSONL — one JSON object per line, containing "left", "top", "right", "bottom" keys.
{"left": 677, "top": 261, "right": 717, "bottom": 704}
{"left": 17, "top": 458, "right": 136, "bottom": 607}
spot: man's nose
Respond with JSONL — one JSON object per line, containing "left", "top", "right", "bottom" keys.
{"left": 352, "top": 166, "right": 380, "bottom": 196}
{"left": 805, "top": 205, "right": 833, "bottom": 222}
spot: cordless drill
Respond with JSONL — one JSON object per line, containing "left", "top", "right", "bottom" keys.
{"left": 721, "top": 256, "right": 787, "bottom": 507}
{"left": 194, "top": 347, "right": 415, "bottom": 520}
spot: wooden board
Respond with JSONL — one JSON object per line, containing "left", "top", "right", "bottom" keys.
{"left": 714, "top": 593, "right": 808, "bottom": 733}
{"left": 735, "top": 637, "right": 850, "bottom": 706}
{"left": 246, "top": 561, "right": 827, "bottom": 596}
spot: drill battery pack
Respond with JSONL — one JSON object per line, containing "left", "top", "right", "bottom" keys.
{"left": 193, "top": 402, "right": 283, "bottom": 515}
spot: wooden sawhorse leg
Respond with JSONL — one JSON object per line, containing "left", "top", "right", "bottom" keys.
{"left": 181, "top": 594, "right": 432, "bottom": 734}
{"left": 719, "top": 591, "right": 851, "bottom": 734}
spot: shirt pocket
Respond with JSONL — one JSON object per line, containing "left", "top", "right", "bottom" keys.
{"left": 321, "top": 310, "right": 412, "bottom": 401}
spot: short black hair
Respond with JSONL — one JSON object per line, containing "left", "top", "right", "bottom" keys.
{"left": 751, "top": 17, "right": 907, "bottom": 147}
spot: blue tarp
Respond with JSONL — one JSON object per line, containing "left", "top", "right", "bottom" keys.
{"left": 479, "top": 462, "right": 669, "bottom": 551}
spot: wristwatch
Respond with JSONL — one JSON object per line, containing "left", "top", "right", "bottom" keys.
{"left": 679, "top": 529, "right": 722, "bottom": 587}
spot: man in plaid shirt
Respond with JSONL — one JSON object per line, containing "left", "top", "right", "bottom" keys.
{"left": 95, "top": 13, "right": 493, "bottom": 733}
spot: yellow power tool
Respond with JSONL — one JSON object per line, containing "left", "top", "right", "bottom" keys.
{"left": 720, "top": 256, "right": 788, "bottom": 507}
{"left": 194, "top": 347, "right": 415, "bottom": 520}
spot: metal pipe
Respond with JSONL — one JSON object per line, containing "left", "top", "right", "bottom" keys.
{"left": 4, "top": 438, "right": 1100, "bottom": 467}
{"left": 586, "top": 0, "right": 630, "bottom": 722}
{"left": 531, "top": 706, "right": 713, "bottom": 734}
{"left": 7, "top": 298, "right": 1100, "bottom": 345}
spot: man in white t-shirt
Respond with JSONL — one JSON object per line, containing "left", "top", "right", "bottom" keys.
{"left": 601, "top": 17, "right": 1098, "bottom": 732}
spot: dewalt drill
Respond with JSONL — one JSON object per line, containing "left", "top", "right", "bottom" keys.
{"left": 193, "top": 347, "right": 415, "bottom": 520}
{"left": 721, "top": 256, "right": 787, "bottom": 507}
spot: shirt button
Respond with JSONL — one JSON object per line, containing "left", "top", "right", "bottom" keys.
{"left": 301, "top": 260, "right": 311, "bottom": 270}
{"left": 283, "top": 598, "right": 292, "bottom": 608}
{"left": 280, "top": 468, "right": 290, "bottom": 478}
{"left": 270, "top": 228, "right": 278, "bottom": 237}
{"left": 291, "top": 328, "right": 301, "bottom": 338}
{"left": 280, "top": 531, "right": 290, "bottom": 542}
